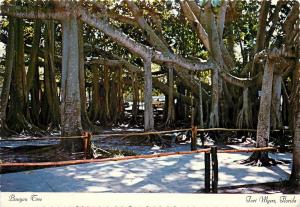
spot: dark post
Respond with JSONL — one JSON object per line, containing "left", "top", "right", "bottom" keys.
{"left": 204, "top": 152, "right": 211, "bottom": 193}
{"left": 83, "top": 132, "right": 88, "bottom": 159}
{"left": 211, "top": 146, "right": 218, "bottom": 193}
{"left": 191, "top": 126, "right": 197, "bottom": 151}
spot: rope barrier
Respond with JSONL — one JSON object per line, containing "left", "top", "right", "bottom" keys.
{"left": 0, "top": 135, "right": 87, "bottom": 142}
{"left": 218, "top": 146, "right": 280, "bottom": 153}
{"left": 0, "top": 128, "right": 291, "bottom": 142}
{"left": 0, "top": 148, "right": 210, "bottom": 167}
{"left": 0, "top": 146, "right": 282, "bottom": 168}
{"left": 93, "top": 128, "right": 192, "bottom": 139}
{"left": 196, "top": 128, "right": 257, "bottom": 132}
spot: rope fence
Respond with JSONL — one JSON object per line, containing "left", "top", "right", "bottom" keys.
{"left": 0, "top": 146, "right": 281, "bottom": 168}
{"left": 0, "top": 127, "right": 290, "bottom": 142}
{"left": 0, "top": 135, "right": 87, "bottom": 141}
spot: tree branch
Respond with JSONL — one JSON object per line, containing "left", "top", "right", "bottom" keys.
{"left": 180, "top": 1, "right": 210, "bottom": 51}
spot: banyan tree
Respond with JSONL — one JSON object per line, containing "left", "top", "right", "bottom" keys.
{"left": 0, "top": 0, "right": 299, "bottom": 187}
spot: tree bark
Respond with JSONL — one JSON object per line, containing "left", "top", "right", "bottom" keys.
{"left": 78, "top": 20, "right": 94, "bottom": 131}
{"left": 7, "top": 18, "right": 32, "bottom": 133}
{"left": 0, "top": 17, "right": 15, "bottom": 135}
{"left": 236, "top": 87, "right": 252, "bottom": 128}
{"left": 143, "top": 58, "right": 154, "bottom": 131}
{"left": 166, "top": 67, "right": 175, "bottom": 126}
{"left": 209, "top": 69, "right": 220, "bottom": 127}
{"left": 289, "top": 60, "right": 300, "bottom": 189}
{"left": 60, "top": 16, "right": 83, "bottom": 152}
{"left": 27, "top": 20, "right": 42, "bottom": 92}
{"left": 103, "top": 65, "right": 111, "bottom": 125}
{"left": 272, "top": 74, "right": 282, "bottom": 129}
{"left": 198, "top": 81, "right": 204, "bottom": 128}
{"left": 44, "top": 20, "right": 60, "bottom": 128}
{"left": 256, "top": 59, "right": 274, "bottom": 148}
{"left": 90, "top": 64, "right": 101, "bottom": 122}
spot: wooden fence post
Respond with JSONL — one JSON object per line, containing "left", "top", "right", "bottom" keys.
{"left": 211, "top": 146, "right": 218, "bottom": 193}
{"left": 83, "top": 132, "right": 87, "bottom": 159}
{"left": 191, "top": 126, "right": 197, "bottom": 151}
{"left": 83, "top": 132, "right": 91, "bottom": 159}
{"left": 204, "top": 151, "right": 211, "bottom": 193}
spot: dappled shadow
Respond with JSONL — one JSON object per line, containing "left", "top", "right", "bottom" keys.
{"left": 1, "top": 152, "right": 292, "bottom": 193}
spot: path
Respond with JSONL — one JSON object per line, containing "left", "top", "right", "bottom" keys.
{"left": 1, "top": 150, "right": 292, "bottom": 193}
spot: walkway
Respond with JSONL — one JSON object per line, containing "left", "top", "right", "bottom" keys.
{"left": 1, "top": 150, "right": 292, "bottom": 193}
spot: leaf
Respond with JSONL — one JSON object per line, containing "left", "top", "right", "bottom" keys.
{"left": 198, "top": 0, "right": 208, "bottom": 7}
{"left": 211, "top": 0, "right": 222, "bottom": 7}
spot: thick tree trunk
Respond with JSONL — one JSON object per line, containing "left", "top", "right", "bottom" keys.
{"left": 7, "top": 18, "right": 34, "bottom": 133}
{"left": 143, "top": 58, "right": 154, "bottom": 131}
{"left": 242, "top": 58, "right": 276, "bottom": 166}
{"left": 0, "top": 17, "right": 15, "bottom": 135}
{"left": 256, "top": 59, "right": 274, "bottom": 148}
{"left": 205, "top": 6, "right": 223, "bottom": 128}
{"left": 60, "top": 16, "right": 83, "bottom": 152}
{"left": 272, "top": 74, "right": 282, "bottom": 129}
{"left": 44, "top": 20, "right": 60, "bottom": 128}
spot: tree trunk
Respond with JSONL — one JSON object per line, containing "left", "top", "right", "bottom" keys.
{"left": 78, "top": 20, "right": 94, "bottom": 131}
{"left": 256, "top": 59, "right": 274, "bottom": 148}
{"left": 27, "top": 20, "right": 42, "bottom": 92}
{"left": 242, "top": 58, "right": 276, "bottom": 166}
{"left": 117, "top": 68, "right": 124, "bottom": 124}
{"left": 90, "top": 64, "right": 101, "bottom": 122}
{"left": 44, "top": 20, "right": 60, "bottom": 129}
{"left": 131, "top": 72, "right": 139, "bottom": 124}
{"left": 289, "top": 60, "right": 300, "bottom": 189}
{"left": 7, "top": 18, "right": 33, "bottom": 133}
{"left": 110, "top": 71, "right": 118, "bottom": 124}
{"left": 166, "top": 67, "right": 175, "bottom": 126}
{"left": 209, "top": 69, "right": 220, "bottom": 127}
{"left": 143, "top": 58, "right": 154, "bottom": 131}
{"left": 176, "top": 84, "right": 186, "bottom": 121}
{"left": 30, "top": 67, "right": 41, "bottom": 126}
{"left": 0, "top": 17, "right": 15, "bottom": 135}
{"left": 206, "top": 6, "right": 223, "bottom": 128}
{"left": 271, "top": 74, "right": 282, "bottom": 129}
{"left": 198, "top": 81, "right": 204, "bottom": 128}
{"left": 236, "top": 87, "right": 252, "bottom": 128}
{"left": 60, "top": 16, "right": 83, "bottom": 152}
{"left": 103, "top": 65, "right": 111, "bottom": 125}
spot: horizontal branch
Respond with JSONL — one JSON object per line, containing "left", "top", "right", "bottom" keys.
{"left": 0, "top": 5, "right": 66, "bottom": 20}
